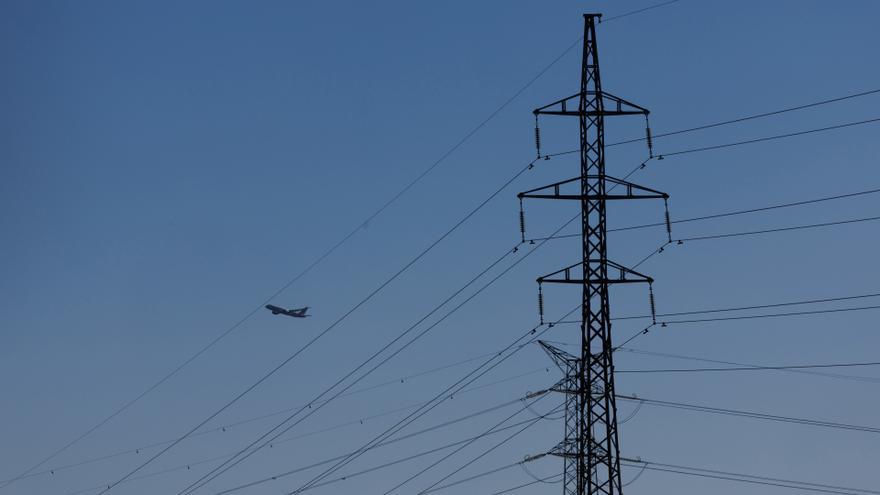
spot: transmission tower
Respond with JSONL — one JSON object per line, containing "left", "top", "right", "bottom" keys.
{"left": 518, "top": 14, "right": 668, "bottom": 495}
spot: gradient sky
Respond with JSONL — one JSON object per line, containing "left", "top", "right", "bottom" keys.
{"left": 2, "top": 1, "right": 879, "bottom": 495}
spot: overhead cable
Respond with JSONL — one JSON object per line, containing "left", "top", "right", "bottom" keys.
{"left": 176, "top": 212, "right": 580, "bottom": 495}
{"left": 5, "top": 7, "right": 591, "bottom": 488}
{"left": 617, "top": 395, "right": 880, "bottom": 435}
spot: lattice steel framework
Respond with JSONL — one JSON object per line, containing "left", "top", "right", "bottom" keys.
{"left": 519, "top": 14, "right": 667, "bottom": 495}
{"left": 539, "top": 341, "right": 580, "bottom": 494}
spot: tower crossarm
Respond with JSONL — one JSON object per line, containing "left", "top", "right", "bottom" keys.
{"left": 534, "top": 91, "right": 649, "bottom": 117}
{"left": 540, "top": 340, "right": 579, "bottom": 370}
{"left": 518, "top": 175, "right": 668, "bottom": 201}
{"left": 549, "top": 378, "right": 604, "bottom": 396}
{"left": 537, "top": 259, "right": 653, "bottom": 286}
{"left": 549, "top": 439, "right": 612, "bottom": 459}
{"left": 550, "top": 439, "right": 578, "bottom": 459}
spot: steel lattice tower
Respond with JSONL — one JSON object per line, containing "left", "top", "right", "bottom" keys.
{"left": 519, "top": 14, "right": 668, "bottom": 495}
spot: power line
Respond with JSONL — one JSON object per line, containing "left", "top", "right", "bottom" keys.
{"left": 175, "top": 213, "right": 580, "bottom": 495}
{"left": 532, "top": 186, "right": 880, "bottom": 241}
{"left": 420, "top": 460, "right": 533, "bottom": 495}
{"left": 617, "top": 360, "right": 880, "bottom": 374}
{"left": 79, "top": 234, "right": 656, "bottom": 493}
{"left": 617, "top": 395, "right": 880, "bottom": 435}
{"left": 81, "top": 4, "right": 832, "bottom": 492}
{"left": 542, "top": 89, "right": 880, "bottom": 159}
{"left": 618, "top": 347, "right": 880, "bottom": 385}
{"left": 607, "top": 87, "right": 880, "bottom": 147}
{"left": 533, "top": 117, "right": 880, "bottom": 270}
{"left": 620, "top": 459, "right": 880, "bottom": 495}
{"left": 676, "top": 214, "right": 880, "bottom": 242}
{"left": 206, "top": 418, "right": 546, "bottom": 495}
{"left": 210, "top": 400, "right": 552, "bottom": 495}
{"left": 519, "top": 456, "right": 562, "bottom": 485}
{"left": 488, "top": 476, "right": 561, "bottom": 495}
{"left": 79, "top": 159, "right": 600, "bottom": 493}
{"left": 662, "top": 303, "right": 880, "bottom": 325}
{"left": 614, "top": 290, "right": 880, "bottom": 321}
{"left": 20, "top": 10, "right": 879, "bottom": 495}
{"left": 528, "top": 165, "right": 880, "bottom": 246}
{"left": 421, "top": 455, "right": 880, "bottom": 495}
{"left": 381, "top": 394, "right": 554, "bottom": 495}
{"left": 100, "top": 151, "right": 550, "bottom": 495}
{"left": 602, "top": 0, "right": 682, "bottom": 22}
{"left": 536, "top": 213, "right": 880, "bottom": 246}
{"left": 1, "top": 13, "right": 590, "bottom": 491}
{"left": 284, "top": 416, "right": 552, "bottom": 495}
{"left": 480, "top": 458, "right": 880, "bottom": 495}
{"left": 66, "top": 388, "right": 546, "bottom": 495}
{"left": 660, "top": 116, "right": 880, "bottom": 158}
{"left": 609, "top": 292, "right": 880, "bottom": 350}
{"left": 10, "top": 25, "right": 874, "bottom": 494}
{"left": 191, "top": 156, "right": 650, "bottom": 494}
{"left": 202, "top": 310, "right": 570, "bottom": 495}
{"left": 280, "top": 304, "right": 578, "bottom": 495}
{"left": 629, "top": 241, "right": 670, "bottom": 270}
{"left": 560, "top": 291, "right": 880, "bottom": 326}
{"left": 283, "top": 207, "right": 669, "bottom": 495}
{"left": 49, "top": 370, "right": 550, "bottom": 494}
{"left": 395, "top": 456, "right": 880, "bottom": 495}
{"left": 608, "top": 303, "right": 880, "bottom": 346}
{"left": 476, "top": 464, "right": 875, "bottom": 495}
{"left": 8, "top": 344, "right": 542, "bottom": 484}
{"left": 413, "top": 405, "right": 560, "bottom": 495}
{"left": 611, "top": 187, "right": 880, "bottom": 234}
{"left": 99, "top": 9, "right": 674, "bottom": 486}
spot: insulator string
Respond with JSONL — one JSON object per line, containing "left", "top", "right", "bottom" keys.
{"left": 534, "top": 115, "right": 542, "bottom": 159}
{"left": 538, "top": 283, "right": 545, "bottom": 325}
{"left": 663, "top": 198, "right": 672, "bottom": 243}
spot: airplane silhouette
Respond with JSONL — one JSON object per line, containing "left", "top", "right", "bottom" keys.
{"left": 265, "top": 305, "right": 309, "bottom": 318}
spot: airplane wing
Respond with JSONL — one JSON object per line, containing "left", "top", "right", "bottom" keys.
{"left": 266, "top": 304, "right": 308, "bottom": 317}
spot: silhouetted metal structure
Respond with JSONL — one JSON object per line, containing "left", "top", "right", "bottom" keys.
{"left": 519, "top": 14, "right": 667, "bottom": 495}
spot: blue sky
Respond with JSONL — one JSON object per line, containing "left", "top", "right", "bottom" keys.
{"left": 2, "top": 1, "right": 879, "bottom": 494}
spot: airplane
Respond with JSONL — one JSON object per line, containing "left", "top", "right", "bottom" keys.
{"left": 265, "top": 304, "right": 310, "bottom": 318}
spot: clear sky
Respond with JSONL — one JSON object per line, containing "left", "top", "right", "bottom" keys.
{"left": 2, "top": 1, "right": 879, "bottom": 494}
